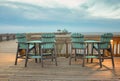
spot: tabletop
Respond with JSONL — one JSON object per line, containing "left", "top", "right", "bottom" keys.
{"left": 85, "top": 40, "right": 101, "bottom": 43}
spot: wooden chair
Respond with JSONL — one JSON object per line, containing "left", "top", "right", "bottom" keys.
{"left": 40, "top": 33, "right": 57, "bottom": 67}
{"left": 15, "top": 33, "right": 36, "bottom": 66}
{"left": 92, "top": 33, "right": 115, "bottom": 68}
{"left": 69, "top": 33, "right": 87, "bottom": 67}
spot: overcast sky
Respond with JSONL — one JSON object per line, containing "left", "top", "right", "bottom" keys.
{"left": 0, "top": 0, "right": 120, "bottom": 33}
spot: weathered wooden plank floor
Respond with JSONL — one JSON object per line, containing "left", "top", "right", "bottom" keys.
{"left": 0, "top": 40, "right": 120, "bottom": 81}
{"left": 0, "top": 53, "right": 120, "bottom": 81}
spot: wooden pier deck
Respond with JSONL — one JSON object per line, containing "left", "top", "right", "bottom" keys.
{"left": 0, "top": 53, "right": 120, "bottom": 81}
{"left": 0, "top": 40, "right": 120, "bottom": 81}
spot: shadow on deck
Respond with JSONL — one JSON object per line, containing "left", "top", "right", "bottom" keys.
{"left": 0, "top": 53, "right": 120, "bottom": 81}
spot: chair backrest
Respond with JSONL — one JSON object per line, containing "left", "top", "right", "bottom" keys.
{"left": 15, "top": 33, "right": 27, "bottom": 49}
{"left": 71, "top": 33, "right": 84, "bottom": 42}
{"left": 16, "top": 33, "right": 27, "bottom": 42}
{"left": 41, "top": 33, "right": 55, "bottom": 43}
{"left": 71, "top": 33, "right": 85, "bottom": 49}
{"left": 100, "top": 33, "right": 113, "bottom": 49}
{"left": 41, "top": 33, "right": 55, "bottom": 49}
{"left": 100, "top": 33, "right": 113, "bottom": 42}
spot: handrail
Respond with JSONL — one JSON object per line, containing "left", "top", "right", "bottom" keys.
{"left": 0, "top": 33, "right": 120, "bottom": 57}
{"left": 0, "top": 34, "right": 15, "bottom": 41}
{"left": 26, "top": 33, "right": 120, "bottom": 57}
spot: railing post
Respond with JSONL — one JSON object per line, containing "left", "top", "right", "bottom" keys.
{"left": 66, "top": 42, "right": 68, "bottom": 58}
{"left": 65, "top": 39, "right": 69, "bottom": 58}
{"left": 6, "top": 34, "right": 9, "bottom": 41}
{"left": 12, "top": 34, "right": 16, "bottom": 40}
{"left": 0, "top": 35, "right": 2, "bottom": 41}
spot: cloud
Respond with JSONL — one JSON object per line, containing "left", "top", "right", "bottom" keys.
{"left": 0, "top": 0, "right": 120, "bottom": 22}
{"left": 86, "top": 0, "right": 120, "bottom": 19}
{"left": 0, "top": 0, "right": 120, "bottom": 33}
{"left": 6, "top": 0, "right": 86, "bottom": 8}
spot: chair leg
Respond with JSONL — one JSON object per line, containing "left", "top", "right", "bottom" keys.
{"left": 87, "top": 43, "right": 89, "bottom": 63}
{"left": 41, "top": 49, "right": 44, "bottom": 68}
{"left": 82, "top": 49, "right": 86, "bottom": 67}
{"left": 39, "top": 44, "right": 41, "bottom": 63}
{"left": 69, "top": 53, "right": 72, "bottom": 65}
{"left": 109, "top": 47, "right": 115, "bottom": 68}
{"left": 15, "top": 44, "right": 20, "bottom": 65}
{"left": 51, "top": 50, "right": 54, "bottom": 61}
{"left": 75, "top": 49, "right": 77, "bottom": 61}
{"left": 54, "top": 48, "right": 57, "bottom": 66}
{"left": 34, "top": 43, "right": 37, "bottom": 63}
{"left": 15, "top": 48, "right": 19, "bottom": 65}
{"left": 25, "top": 52, "right": 28, "bottom": 67}
{"left": 101, "top": 50, "right": 105, "bottom": 62}
{"left": 98, "top": 49, "right": 102, "bottom": 68}
{"left": 55, "top": 56, "right": 57, "bottom": 66}
{"left": 41, "top": 57, "right": 43, "bottom": 68}
{"left": 69, "top": 47, "right": 73, "bottom": 65}
{"left": 25, "top": 44, "right": 29, "bottom": 67}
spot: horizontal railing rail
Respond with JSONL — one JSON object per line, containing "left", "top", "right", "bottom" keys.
{"left": 0, "top": 32, "right": 120, "bottom": 57}
{"left": 26, "top": 33, "right": 120, "bottom": 57}
{"left": 112, "top": 36, "right": 120, "bottom": 56}
{"left": 0, "top": 34, "right": 16, "bottom": 41}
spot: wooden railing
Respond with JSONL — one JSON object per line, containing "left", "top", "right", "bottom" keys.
{"left": 0, "top": 34, "right": 15, "bottom": 41}
{"left": 1, "top": 33, "right": 119, "bottom": 57}
{"left": 112, "top": 35, "right": 120, "bottom": 56}
{"left": 26, "top": 33, "right": 120, "bottom": 57}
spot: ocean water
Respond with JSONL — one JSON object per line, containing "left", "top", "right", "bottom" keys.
{"left": 80, "top": 32, "right": 120, "bottom": 35}
{"left": 0, "top": 32, "right": 120, "bottom": 35}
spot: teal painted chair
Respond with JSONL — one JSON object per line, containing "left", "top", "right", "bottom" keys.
{"left": 92, "top": 33, "right": 115, "bottom": 68}
{"left": 40, "top": 33, "right": 57, "bottom": 67}
{"left": 15, "top": 33, "right": 36, "bottom": 67}
{"left": 69, "top": 33, "right": 87, "bottom": 67}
